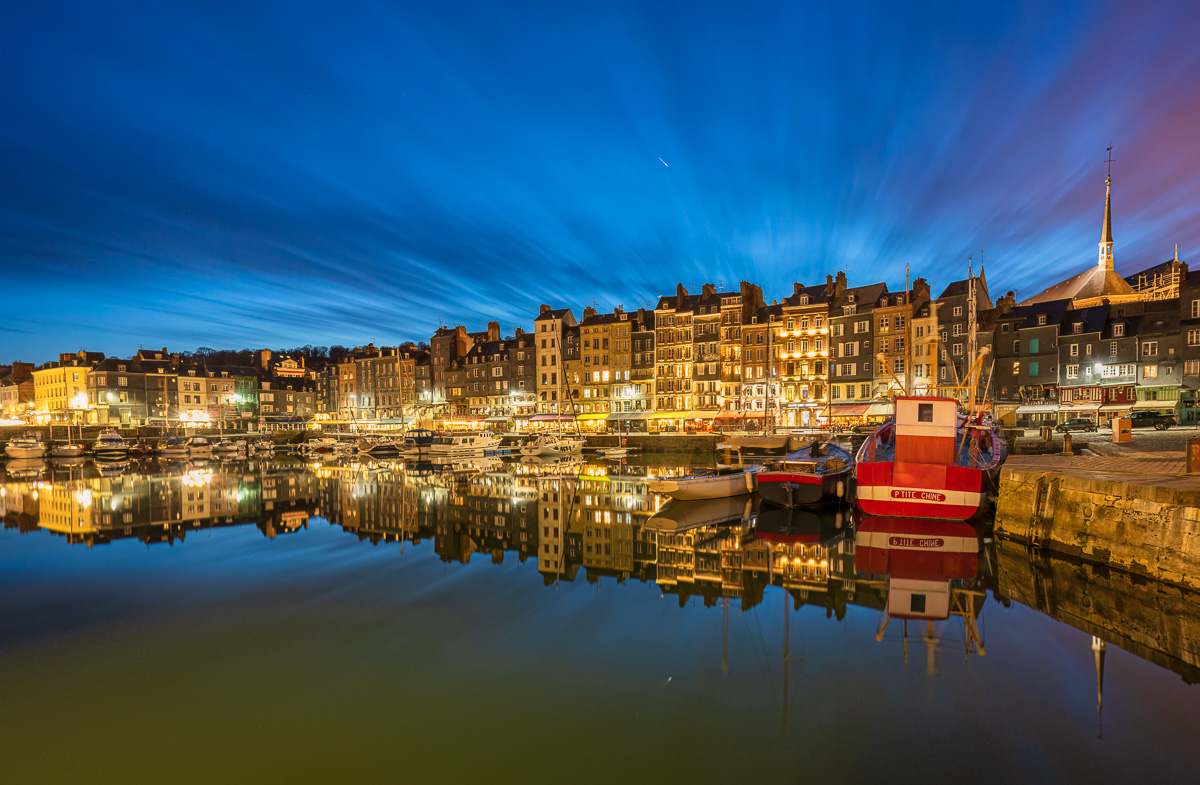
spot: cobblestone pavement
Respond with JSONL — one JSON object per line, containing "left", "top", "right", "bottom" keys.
{"left": 1006, "top": 425, "right": 1200, "bottom": 488}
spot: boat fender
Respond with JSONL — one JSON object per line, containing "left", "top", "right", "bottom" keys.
{"left": 836, "top": 480, "right": 844, "bottom": 498}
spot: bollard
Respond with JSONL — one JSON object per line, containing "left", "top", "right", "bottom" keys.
{"left": 1062, "top": 432, "right": 1073, "bottom": 455}
{"left": 1188, "top": 436, "right": 1200, "bottom": 475}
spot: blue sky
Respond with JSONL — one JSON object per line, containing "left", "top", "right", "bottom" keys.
{"left": 3, "top": 0, "right": 1199, "bottom": 360}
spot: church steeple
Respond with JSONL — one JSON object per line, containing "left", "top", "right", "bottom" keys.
{"left": 1099, "top": 148, "right": 1115, "bottom": 271}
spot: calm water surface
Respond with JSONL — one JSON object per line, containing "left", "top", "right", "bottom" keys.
{"left": 2, "top": 454, "right": 1198, "bottom": 783}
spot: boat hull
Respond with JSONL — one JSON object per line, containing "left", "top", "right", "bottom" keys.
{"left": 756, "top": 467, "right": 850, "bottom": 508}
{"left": 647, "top": 470, "right": 757, "bottom": 500}
{"left": 51, "top": 445, "right": 86, "bottom": 458}
{"left": 93, "top": 449, "right": 130, "bottom": 461}
{"left": 5, "top": 445, "right": 46, "bottom": 459}
{"left": 855, "top": 461, "right": 987, "bottom": 521}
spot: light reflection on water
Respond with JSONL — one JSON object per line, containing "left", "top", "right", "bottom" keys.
{"left": 1, "top": 455, "right": 1199, "bottom": 783}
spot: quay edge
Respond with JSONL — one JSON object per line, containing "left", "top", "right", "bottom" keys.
{"left": 995, "top": 465, "right": 1200, "bottom": 590}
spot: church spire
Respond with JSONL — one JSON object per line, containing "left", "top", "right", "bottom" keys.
{"left": 1099, "top": 147, "right": 1115, "bottom": 271}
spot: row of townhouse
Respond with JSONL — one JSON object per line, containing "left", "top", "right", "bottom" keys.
{"left": 5, "top": 347, "right": 317, "bottom": 427}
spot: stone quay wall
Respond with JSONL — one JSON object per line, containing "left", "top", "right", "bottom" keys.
{"left": 995, "top": 465, "right": 1200, "bottom": 590}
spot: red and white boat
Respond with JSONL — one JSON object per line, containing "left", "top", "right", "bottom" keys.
{"left": 854, "top": 396, "right": 1005, "bottom": 520}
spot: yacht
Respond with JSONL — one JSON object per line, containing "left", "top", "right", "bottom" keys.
{"left": 92, "top": 430, "right": 130, "bottom": 461}
{"left": 184, "top": 435, "right": 214, "bottom": 457}
{"left": 250, "top": 438, "right": 274, "bottom": 454}
{"left": 5, "top": 431, "right": 47, "bottom": 459}
{"left": 429, "top": 433, "right": 503, "bottom": 456}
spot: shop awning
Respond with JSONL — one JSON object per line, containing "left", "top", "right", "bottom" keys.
{"left": 715, "top": 410, "right": 766, "bottom": 420}
{"left": 865, "top": 403, "right": 893, "bottom": 417}
{"left": 576, "top": 412, "right": 609, "bottom": 421}
{"left": 1059, "top": 402, "right": 1101, "bottom": 412}
{"left": 1133, "top": 400, "right": 1176, "bottom": 410}
{"left": 685, "top": 411, "right": 719, "bottom": 419}
{"left": 829, "top": 404, "right": 870, "bottom": 417}
{"left": 485, "top": 416, "right": 510, "bottom": 422}
{"left": 1098, "top": 404, "right": 1132, "bottom": 412}
{"left": 529, "top": 414, "right": 575, "bottom": 422}
{"left": 607, "top": 412, "right": 642, "bottom": 421}
{"left": 1014, "top": 404, "right": 1059, "bottom": 414}
{"left": 649, "top": 411, "right": 689, "bottom": 420}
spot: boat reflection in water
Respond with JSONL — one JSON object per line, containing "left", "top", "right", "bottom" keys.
{"left": 855, "top": 515, "right": 987, "bottom": 668}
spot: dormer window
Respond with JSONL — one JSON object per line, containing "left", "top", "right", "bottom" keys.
{"left": 847, "top": 293, "right": 855, "bottom": 303}
{"left": 880, "top": 299, "right": 887, "bottom": 307}
{"left": 1113, "top": 323, "right": 1125, "bottom": 337}
{"left": 799, "top": 296, "right": 809, "bottom": 305}
{"left": 1037, "top": 314, "right": 1047, "bottom": 326}
{"left": 1073, "top": 323, "right": 1083, "bottom": 334}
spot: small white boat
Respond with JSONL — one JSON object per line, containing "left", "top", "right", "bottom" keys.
{"left": 157, "top": 436, "right": 189, "bottom": 458}
{"left": 647, "top": 466, "right": 760, "bottom": 500}
{"left": 429, "top": 433, "right": 503, "bottom": 456}
{"left": 597, "top": 445, "right": 640, "bottom": 458}
{"left": 519, "top": 433, "right": 584, "bottom": 456}
{"left": 184, "top": 435, "right": 213, "bottom": 457}
{"left": 50, "top": 423, "right": 86, "bottom": 458}
{"left": 92, "top": 430, "right": 130, "bottom": 461}
{"left": 213, "top": 438, "right": 236, "bottom": 453}
{"left": 5, "top": 431, "right": 47, "bottom": 459}
{"left": 250, "top": 438, "right": 274, "bottom": 454}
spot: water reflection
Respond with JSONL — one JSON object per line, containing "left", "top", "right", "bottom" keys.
{"left": 2, "top": 453, "right": 1199, "bottom": 695}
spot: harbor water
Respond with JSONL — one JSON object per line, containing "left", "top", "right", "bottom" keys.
{"left": 2, "top": 454, "right": 1198, "bottom": 783}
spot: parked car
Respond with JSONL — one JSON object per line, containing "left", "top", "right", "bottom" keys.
{"left": 1128, "top": 410, "right": 1176, "bottom": 430}
{"left": 1056, "top": 418, "right": 1098, "bottom": 433}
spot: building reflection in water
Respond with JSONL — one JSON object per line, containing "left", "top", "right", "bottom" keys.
{"left": 4, "top": 453, "right": 1200, "bottom": 705}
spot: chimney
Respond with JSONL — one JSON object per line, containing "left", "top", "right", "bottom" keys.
{"left": 913, "top": 277, "right": 931, "bottom": 305}
{"left": 834, "top": 271, "right": 848, "bottom": 298}
{"left": 540, "top": 304, "right": 551, "bottom": 315}
{"left": 739, "top": 281, "right": 764, "bottom": 323}
{"left": 514, "top": 327, "right": 525, "bottom": 338}
{"left": 702, "top": 283, "right": 716, "bottom": 296}
{"left": 583, "top": 306, "right": 597, "bottom": 320}
{"left": 676, "top": 283, "right": 688, "bottom": 309}
{"left": 488, "top": 321, "right": 500, "bottom": 342}
{"left": 793, "top": 282, "right": 803, "bottom": 297}
{"left": 454, "top": 325, "right": 470, "bottom": 358}
{"left": 637, "top": 307, "right": 646, "bottom": 326}
{"left": 259, "top": 348, "right": 272, "bottom": 371}
{"left": 825, "top": 274, "right": 834, "bottom": 297}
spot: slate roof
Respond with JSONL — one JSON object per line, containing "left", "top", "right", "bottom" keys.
{"left": 1019, "top": 265, "right": 1133, "bottom": 305}
{"left": 534, "top": 308, "right": 572, "bottom": 321}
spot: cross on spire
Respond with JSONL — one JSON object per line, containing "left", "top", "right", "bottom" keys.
{"left": 1104, "top": 145, "right": 1115, "bottom": 183}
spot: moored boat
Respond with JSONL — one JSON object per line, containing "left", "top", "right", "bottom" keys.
{"left": 756, "top": 439, "right": 853, "bottom": 508}
{"left": 647, "top": 466, "right": 759, "bottom": 500}
{"left": 92, "top": 429, "right": 130, "bottom": 461}
{"left": 5, "top": 431, "right": 47, "bottom": 459}
{"left": 356, "top": 436, "right": 400, "bottom": 457}
{"left": 184, "top": 435, "right": 214, "bottom": 457}
{"left": 519, "top": 433, "right": 583, "bottom": 456}
{"left": 854, "top": 397, "right": 1005, "bottom": 521}
{"left": 156, "top": 435, "right": 189, "bottom": 458}
{"left": 429, "top": 433, "right": 502, "bottom": 456}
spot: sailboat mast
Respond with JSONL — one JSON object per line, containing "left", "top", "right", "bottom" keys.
{"left": 967, "top": 257, "right": 978, "bottom": 406}
{"left": 904, "top": 265, "right": 912, "bottom": 395}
